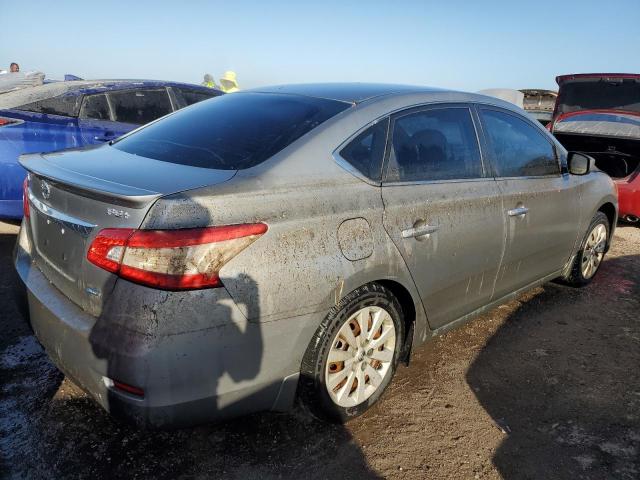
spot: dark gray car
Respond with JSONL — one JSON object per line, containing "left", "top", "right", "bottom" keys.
{"left": 14, "top": 84, "right": 617, "bottom": 427}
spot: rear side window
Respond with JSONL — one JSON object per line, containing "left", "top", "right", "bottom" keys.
{"left": 173, "top": 87, "right": 220, "bottom": 107}
{"left": 15, "top": 94, "right": 81, "bottom": 117}
{"left": 339, "top": 119, "right": 389, "bottom": 181}
{"left": 79, "top": 94, "right": 111, "bottom": 120}
{"left": 108, "top": 89, "right": 173, "bottom": 124}
{"left": 113, "top": 93, "right": 350, "bottom": 170}
{"left": 480, "top": 109, "right": 559, "bottom": 177}
{"left": 387, "top": 107, "right": 482, "bottom": 182}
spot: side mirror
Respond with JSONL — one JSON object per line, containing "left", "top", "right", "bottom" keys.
{"left": 567, "top": 152, "right": 593, "bottom": 175}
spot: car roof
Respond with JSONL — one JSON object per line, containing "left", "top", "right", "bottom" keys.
{"left": 247, "top": 83, "right": 445, "bottom": 104}
{"left": 65, "top": 79, "right": 213, "bottom": 95}
{"left": 0, "top": 79, "right": 213, "bottom": 110}
{"left": 246, "top": 83, "right": 523, "bottom": 113}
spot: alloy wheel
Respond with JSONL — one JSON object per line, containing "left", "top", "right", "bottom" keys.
{"left": 581, "top": 223, "right": 607, "bottom": 279}
{"left": 324, "top": 306, "right": 396, "bottom": 407}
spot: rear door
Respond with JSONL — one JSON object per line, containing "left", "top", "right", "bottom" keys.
{"left": 78, "top": 88, "right": 175, "bottom": 144}
{"left": 78, "top": 93, "right": 127, "bottom": 144}
{"left": 477, "top": 106, "right": 581, "bottom": 298}
{"left": 381, "top": 104, "right": 505, "bottom": 330}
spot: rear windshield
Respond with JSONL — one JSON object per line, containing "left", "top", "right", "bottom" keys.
{"left": 557, "top": 78, "right": 640, "bottom": 115}
{"left": 113, "top": 93, "right": 350, "bottom": 169}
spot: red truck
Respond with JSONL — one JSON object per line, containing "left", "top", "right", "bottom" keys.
{"left": 550, "top": 73, "right": 640, "bottom": 223}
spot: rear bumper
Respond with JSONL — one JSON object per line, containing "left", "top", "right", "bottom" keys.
{"left": 13, "top": 225, "right": 307, "bottom": 428}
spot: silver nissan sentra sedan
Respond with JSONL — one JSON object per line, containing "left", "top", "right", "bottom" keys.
{"left": 14, "top": 84, "right": 617, "bottom": 427}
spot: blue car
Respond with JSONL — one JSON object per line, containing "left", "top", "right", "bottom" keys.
{"left": 0, "top": 80, "right": 221, "bottom": 219}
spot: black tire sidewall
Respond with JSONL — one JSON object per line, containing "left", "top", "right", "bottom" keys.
{"left": 299, "top": 283, "right": 404, "bottom": 423}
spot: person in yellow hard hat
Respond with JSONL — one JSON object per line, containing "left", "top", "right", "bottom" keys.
{"left": 201, "top": 73, "right": 218, "bottom": 89}
{"left": 219, "top": 71, "right": 239, "bottom": 93}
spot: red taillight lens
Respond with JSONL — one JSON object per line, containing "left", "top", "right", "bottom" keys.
{"left": 22, "top": 177, "right": 30, "bottom": 218}
{"left": 87, "top": 228, "right": 134, "bottom": 273}
{"left": 87, "top": 224, "right": 267, "bottom": 290}
{"left": 0, "top": 117, "right": 20, "bottom": 127}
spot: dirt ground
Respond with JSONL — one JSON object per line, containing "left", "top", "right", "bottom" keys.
{"left": 1, "top": 219, "right": 639, "bottom": 480}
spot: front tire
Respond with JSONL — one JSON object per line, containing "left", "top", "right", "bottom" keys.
{"left": 298, "top": 283, "right": 404, "bottom": 422}
{"left": 564, "top": 211, "right": 610, "bottom": 287}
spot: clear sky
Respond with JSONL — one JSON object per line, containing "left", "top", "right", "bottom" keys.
{"left": 2, "top": 0, "right": 639, "bottom": 92}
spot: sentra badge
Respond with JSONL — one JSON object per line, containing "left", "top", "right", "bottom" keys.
{"left": 107, "top": 208, "right": 130, "bottom": 219}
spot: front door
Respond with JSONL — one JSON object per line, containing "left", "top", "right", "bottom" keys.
{"left": 381, "top": 105, "right": 505, "bottom": 330}
{"left": 478, "top": 106, "right": 581, "bottom": 298}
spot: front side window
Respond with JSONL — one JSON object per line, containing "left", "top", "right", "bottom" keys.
{"left": 387, "top": 107, "right": 482, "bottom": 182}
{"left": 113, "top": 92, "right": 350, "bottom": 170}
{"left": 480, "top": 109, "right": 559, "bottom": 177}
{"left": 108, "top": 89, "right": 173, "bottom": 125}
{"left": 79, "top": 94, "right": 111, "bottom": 120}
{"left": 339, "top": 119, "right": 389, "bottom": 181}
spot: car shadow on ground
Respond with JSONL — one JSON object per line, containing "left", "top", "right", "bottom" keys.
{"left": 466, "top": 252, "right": 640, "bottom": 479}
{"left": 0, "top": 227, "right": 381, "bottom": 479}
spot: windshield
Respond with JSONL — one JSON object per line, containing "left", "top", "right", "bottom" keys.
{"left": 557, "top": 78, "right": 640, "bottom": 115}
{"left": 113, "top": 92, "right": 351, "bottom": 170}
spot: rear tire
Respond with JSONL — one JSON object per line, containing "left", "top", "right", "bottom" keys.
{"left": 564, "top": 211, "right": 609, "bottom": 287}
{"left": 298, "top": 283, "right": 404, "bottom": 423}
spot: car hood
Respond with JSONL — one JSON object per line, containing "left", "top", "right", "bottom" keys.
{"left": 553, "top": 110, "right": 640, "bottom": 140}
{"left": 19, "top": 144, "right": 237, "bottom": 205}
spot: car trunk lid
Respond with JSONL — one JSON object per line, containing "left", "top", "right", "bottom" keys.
{"left": 553, "top": 110, "right": 640, "bottom": 141}
{"left": 20, "top": 146, "right": 237, "bottom": 316}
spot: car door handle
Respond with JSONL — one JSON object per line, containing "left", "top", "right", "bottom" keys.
{"left": 507, "top": 207, "right": 529, "bottom": 217}
{"left": 94, "top": 131, "right": 116, "bottom": 142}
{"left": 401, "top": 224, "right": 439, "bottom": 238}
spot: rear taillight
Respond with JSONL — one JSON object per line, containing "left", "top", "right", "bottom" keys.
{"left": 0, "top": 117, "right": 22, "bottom": 127}
{"left": 22, "top": 176, "right": 30, "bottom": 218}
{"left": 87, "top": 223, "right": 267, "bottom": 290}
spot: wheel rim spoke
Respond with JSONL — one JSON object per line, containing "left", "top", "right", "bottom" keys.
{"left": 369, "top": 326, "right": 393, "bottom": 350}
{"left": 340, "top": 323, "right": 358, "bottom": 349}
{"left": 327, "top": 367, "right": 350, "bottom": 391}
{"left": 365, "top": 364, "right": 383, "bottom": 388}
{"left": 335, "top": 371, "right": 356, "bottom": 403}
{"left": 355, "top": 368, "right": 366, "bottom": 403}
{"left": 328, "top": 349, "right": 353, "bottom": 363}
{"left": 357, "top": 308, "right": 369, "bottom": 341}
{"left": 369, "top": 348, "right": 393, "bottom": 363}
{"left": 368, "top": 309, "right": 385, "bottom": 341}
